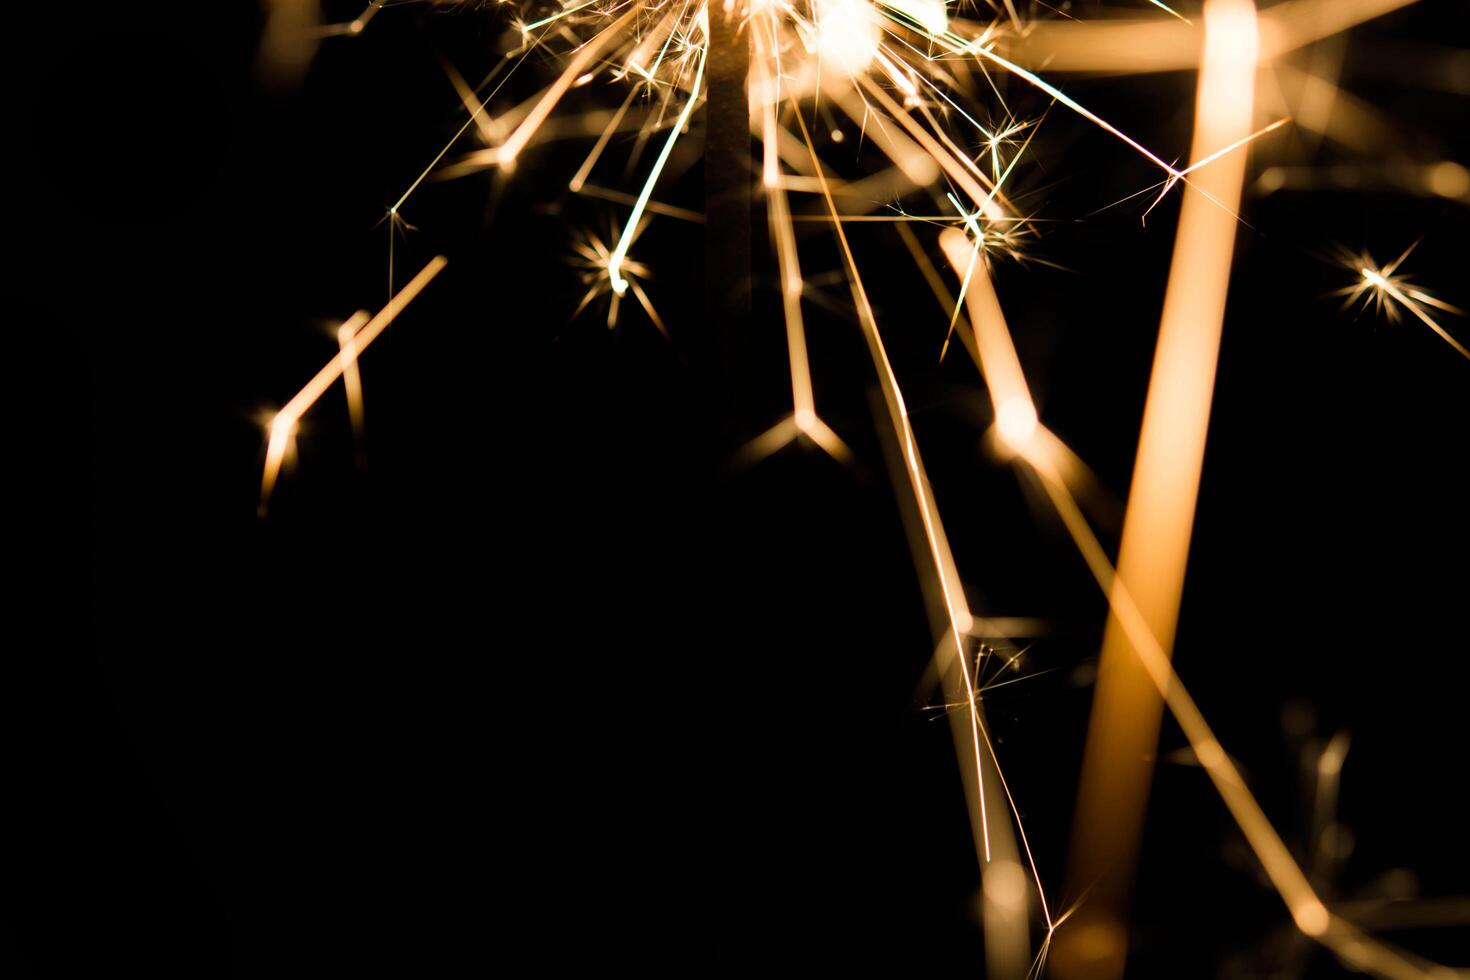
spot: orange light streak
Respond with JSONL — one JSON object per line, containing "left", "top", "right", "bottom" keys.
{"left": 1053, "top": 3, "right": 1258, "bottom": 975}
{"left": 260, "top": 257, "right": 448, "bottom": 513}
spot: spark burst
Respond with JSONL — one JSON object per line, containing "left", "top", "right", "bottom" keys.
{"left": 258, "top": 1, "right": 1465, "bottom": 976}
{"left": 1335, "top": 241, "right": 1470, "bottom": 363}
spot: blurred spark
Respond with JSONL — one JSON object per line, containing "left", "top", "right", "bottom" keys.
{"left": 1336, "top": 243, "right": 1470, "bottom": 362}
{"left": 260, "top": 257, "right": 448, "bottom": 513}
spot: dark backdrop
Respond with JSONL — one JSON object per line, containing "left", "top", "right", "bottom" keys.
{"left": 8, "top": 1, "right": 1468, "bottom": 976}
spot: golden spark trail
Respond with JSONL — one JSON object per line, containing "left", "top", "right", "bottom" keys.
{"left": 1021, "top": 445, "right": 1449, "bottom": 980}
{"left": 961, "top": 46, "right": 1183, "bottom": 181}
{"left": 1000, "top": 0, "right": 1423, "bottom": 74}
{"left": 495, "top": 6, "right": 642, "bottom": 170}
{"left": 932, "top": 204, "right": 1454, "bottom": 978}
{"left": 1054, "top": 3, "right": 1260, "bottom": 974}
{"left": 609, "top": 40, "right": 707, "bottom": 295}
{"left": 793, "top": 105, "right": 996, "bottom": 869}
{"left": 258, "top": 2, "right": 1464, "bottom": 974}
{"left": 933, "top": 228, "right": 1063, "bottom": 960}
{"left": 1362, "top": 267, "right": 1470, "bottom": 362}
{"left": 260, "top": 256, "right": 448, "bottom": 513}
{"left": 1141, "top": 115, "right": 1290, "bottom": 219}
{"left": 260, "top": 310, "right": 367, "bottom": 513}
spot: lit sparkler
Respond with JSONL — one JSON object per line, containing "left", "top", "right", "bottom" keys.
{"left": 258, "top": 2, "right": 1464, "bottom": 976}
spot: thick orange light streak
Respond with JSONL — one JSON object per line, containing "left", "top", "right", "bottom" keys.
{"left": 747, "top": 23, "right": 853, "bottom": 464}
{"left": 1026, "top": 452, "right": 1443, "bottom": 980}
{"left": 1000, "top": 0, "right": 1422, "bottom": 74}
{"left": 794, "top": 103, "right": 998, "bottom": 863}
{"left": 1054, "top": 2, "right": 1258, "bottom": 976}
{"left": 796, "top": 108, "right": 1059, "bottom": 980}
{"left": 608, "top": 40, "right": 707, "bottom": 295}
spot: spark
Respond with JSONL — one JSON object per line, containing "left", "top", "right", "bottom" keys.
{"left": 260, "top": 1, "right": 1465, "bottom": 976}
{"left": 260, "top": 256, "right": 448, "bottom": 513}
{"left": 1346, "top": 257, "right": 1470, "bottom": 362}
{"left": 337, "top": 318, "right": 366, "bottom": 451}
{"left": 1057, "top": 5, "right": 1262, "bottom": 973}
{"left": 1024, "top": 450, "right": 1443, "bottom": 980}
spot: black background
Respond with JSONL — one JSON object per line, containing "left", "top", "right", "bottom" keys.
{"left": 8, "top": 1, "right": 1468, "bottom": 976}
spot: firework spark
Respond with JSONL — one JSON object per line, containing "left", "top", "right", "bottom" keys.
{"left": 1335, "top": 242, "right": 1470, "bottom": 362}
{"left": 259, "top": 1, "right": 1463, "bottom": 976}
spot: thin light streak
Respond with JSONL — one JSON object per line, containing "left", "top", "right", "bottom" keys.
{"left": 936, "top": 226, "right": 1036, "bottom": 445}
{"left": 569, "top": 87, "right": 640, "bottom": 191}
{"left": 964, "top": 45, "right": 1182, "bottom": 179}
{"left": 1024, "top": 447, "right": 1442, "bottom": 980}
{"left": 496, "top": 6, "right": 643, "bottom": 170}
{"left": 794, "top": 104, "right": 995, "bottom": 865}
{"left": 1361, "top": 267, "right": 1470, "bottom": 362}
{"left": 337, "top": 318, "right": 366, "bottom": 448}
{"left": 791, "top": 122, "right": 1044, "bottom": 980}
{"left": 757, "top": 33, "right": 817, "bottom": 427}
{"left": 523, "top": 0, "right": 605, "bottom": 33}
{"left": 608, "top": 43, "right": 707, "bottom": 295}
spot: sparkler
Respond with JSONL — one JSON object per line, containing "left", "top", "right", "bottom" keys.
{"left": 259, "top": 1, "right": 1465, "bottom": 975}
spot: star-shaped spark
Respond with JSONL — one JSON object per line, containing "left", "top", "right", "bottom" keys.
{"left": 1335, "top": 241, "right": 1470, "bottom": 362}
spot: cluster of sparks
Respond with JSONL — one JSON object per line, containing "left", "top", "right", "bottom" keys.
{"left": 257, "top": 1, "right": 1466, "bottom": 977}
